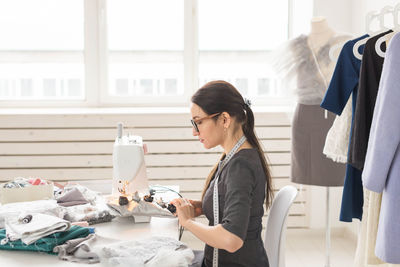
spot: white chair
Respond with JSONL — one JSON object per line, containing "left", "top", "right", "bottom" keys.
{"left": 264, "top": 185, "right": 298, "bottom": 267}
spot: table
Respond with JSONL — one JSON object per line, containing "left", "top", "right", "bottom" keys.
{"left": 0, "top": 216, "right": 179, "bottom": 266}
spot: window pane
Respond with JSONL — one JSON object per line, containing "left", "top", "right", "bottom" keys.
{"left": 0, "top": 0, "right": 85, "bottom": 101}
{"left": 0, "top": 0, "right": 83, "bottom": 50}
{"left": 199, "top": 61, "right": 277, "bottom": 100}
{"left": 198, "top": 0, "right": 287, "bottom": 101}
{"left": 108, "top": 0, "right": 183, "bottom": 50}
{"left": 107, "top": 0, "right": 184, "bottom": 98}
{"left": 199, "top": 0, "right": 288, "bottom": 50}
{"left": 0, "top": 63, "right": 84, "bottom": 100}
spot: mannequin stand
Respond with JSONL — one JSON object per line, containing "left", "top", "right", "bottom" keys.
{"left": 325, "top": 187, "right": 331, "bottom": 267}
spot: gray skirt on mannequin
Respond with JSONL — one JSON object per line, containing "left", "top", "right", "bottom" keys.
{"left": 291, "top": 103, "right": 345, "bottom": 186}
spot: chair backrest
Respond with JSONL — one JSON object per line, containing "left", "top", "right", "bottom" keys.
{"left": 264, "top": 185, "right": 298, "bottom": 267}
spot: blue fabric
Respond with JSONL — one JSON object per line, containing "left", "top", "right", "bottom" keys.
{"left": 320, "top": 34, "right": 368, "bottom": 222}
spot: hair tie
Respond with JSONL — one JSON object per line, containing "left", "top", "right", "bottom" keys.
{"left": 244, "top": 98, "right": 252, "bottom": 108}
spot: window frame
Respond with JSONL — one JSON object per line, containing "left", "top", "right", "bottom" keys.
{"left": 0, "top": 0, "right": 297, "bottom": 108}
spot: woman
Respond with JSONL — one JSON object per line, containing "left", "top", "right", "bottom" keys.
{"left": 172, "top": 80, "right": 272, "bottom": 267}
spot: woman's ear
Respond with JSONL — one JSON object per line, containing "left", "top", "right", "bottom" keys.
{"left": 221, "top": 112, "right": 231, "bottom": 128}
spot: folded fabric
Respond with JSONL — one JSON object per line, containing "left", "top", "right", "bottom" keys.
{"left": 60, "top": 185, "right": 115, "bottom": 225}
{"left": 62, "top": 184, "right": 102, "bottom": 206}
{"left": 5, "top": 213, "right": 71, "bottom": 245}
{"left": 0, "top": 225, "right": 90, "bottom": 254}
{"left": 0, "top": 199, "right": 65, "bottom": 228}
{"left": 96, "top": 236, "right": 194, "bottom": 267}
{"left": 64, "top": 203, "right": 115, "bottom": 225}
{"left": 56, "top": 187, "right": 89, "bottom": 207}
{"left": 53, "top": 233, "right": 100, "bottom": 264}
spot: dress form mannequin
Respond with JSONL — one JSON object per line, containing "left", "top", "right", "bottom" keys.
{"left": 308, "top": 16, "right": 336, "bottom": 49}
{"left": 274, "top": 16, "right": 347, "bottom": 183}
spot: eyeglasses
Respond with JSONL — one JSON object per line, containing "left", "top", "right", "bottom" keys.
{"left": 190, "top": 113, "right": 221, "bottom": 133}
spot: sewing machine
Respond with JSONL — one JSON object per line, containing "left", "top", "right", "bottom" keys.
{"left": 112, "top": 123, "right": 150, "bottom": 222}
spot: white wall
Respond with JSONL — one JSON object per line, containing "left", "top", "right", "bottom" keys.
{"left": 351, "top": 0, "right": 400, "bottom": 35}
{"left": 314, "top": 0, "right": 399, "bottom": 38}
{"left": 313, "top": 0, "right": 354, "bottom": 34}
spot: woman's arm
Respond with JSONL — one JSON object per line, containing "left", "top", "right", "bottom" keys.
{"left": 171, "top": 198, "right": 243, "bottom": 253}
{"left": 184, "top": 220, "right": 243, "bottom": 253}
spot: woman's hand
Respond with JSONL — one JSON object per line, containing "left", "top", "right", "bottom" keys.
{"left": 171, "top": 198, "right": 195, "bottom": 227}
{"left": 189, "top": 199, "right": 203, "bottom": 217}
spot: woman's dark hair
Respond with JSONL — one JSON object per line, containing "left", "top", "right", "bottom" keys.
{"left": 192, "top": 80, "right": 273, "bottom": 209}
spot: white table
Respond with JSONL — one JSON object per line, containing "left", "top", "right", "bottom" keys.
{"left": 0, "top": 216, "right": 179, "bottom": 266}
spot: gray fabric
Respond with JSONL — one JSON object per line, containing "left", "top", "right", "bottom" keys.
{"left": 96, "top": 236, "right": 194, "bottom": 267}
{"left": 87, "top": 213, "right": 114, "bottom": 225}
{"left": 56, "top": 187, "right": 89, "bottom": 207}
{"left": 291, "top": 103, "right": 346, "bottom": 186}
{"left": 53, "top": 233, "right": 99, "bottom": 264}
{"left": 202, "top": 148, "right": 269, "bottom": 267}
{"left": 189, "top": 250, "right": 204, "bottom": 267}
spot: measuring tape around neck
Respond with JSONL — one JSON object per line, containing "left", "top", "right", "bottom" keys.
{"left": 212, "top": 135, "right": 247, "bottom": 267}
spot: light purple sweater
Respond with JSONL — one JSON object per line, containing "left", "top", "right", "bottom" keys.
{"left": 362, "top": 32, "right": 400, "bottom": 264}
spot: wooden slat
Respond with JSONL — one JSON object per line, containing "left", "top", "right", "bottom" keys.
{"left": 0, "top": 153, "right": 290, "bottom": 168}
{"left": 0, "top": 139, "right": 290, "bottom": 155}
{"left": 0, "top": 112, "right": 290, "bottom": 128}
{"left": 270, "top": 165, "right": 290, "bottom": 177}
{"left": 0, "top": 127, "right": 291, "bottom": 141}
{"left": 0, "top": 167, "right": 291, "bottom": 182}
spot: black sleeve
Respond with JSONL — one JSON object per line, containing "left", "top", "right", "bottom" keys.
{"left": 348, "top": 33, "right": 386, "bottom": 170}
{"left": 220, "top": 157, "right": 255, "bottom": 241}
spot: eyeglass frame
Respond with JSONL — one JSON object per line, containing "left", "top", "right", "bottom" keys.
{"left": 190, "top": 112, "right": 221, "bottom": 133}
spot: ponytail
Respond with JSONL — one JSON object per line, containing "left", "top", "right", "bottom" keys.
{"left": 242, "top": 105, "right": 273, "bottom": 210}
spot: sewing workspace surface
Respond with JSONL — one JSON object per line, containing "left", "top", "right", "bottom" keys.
{"left": 0, "top": 216, "right": 179, "bottom": 266}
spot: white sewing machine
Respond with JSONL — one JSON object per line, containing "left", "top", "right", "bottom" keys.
{"left": 112, "top": 123, "right": 150, "bottom": 222}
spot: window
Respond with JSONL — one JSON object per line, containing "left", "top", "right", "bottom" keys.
{"left": 106, "top": 0, "right": 185, "bottom": 104}
{"left": 0, "top": 0, "right": 84, "bottom": 103}
{"left": 0, "top": 0, "right": 313, "bottom": 107}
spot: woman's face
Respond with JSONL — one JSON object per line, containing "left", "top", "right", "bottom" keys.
{"left": 190, "top": 103, "right": 224, "bottom": 149}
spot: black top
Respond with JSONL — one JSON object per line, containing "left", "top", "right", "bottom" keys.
{"left": 348, "top": 30, "right": 392, "bottom": 170}
{"left": 202, "top": 148, "right": 269, "bottom": 267}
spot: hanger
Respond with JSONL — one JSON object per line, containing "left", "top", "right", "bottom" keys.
{"left": 375, "top": 4, "right": 400, "bottom": 57}
{"left": 352, "top": 11, "right": 380, "bottom": 60}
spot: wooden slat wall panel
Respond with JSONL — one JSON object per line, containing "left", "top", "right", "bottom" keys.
{"left": 0, "top": 165, "right": 291, "bottom": 180}
{"left": 0, "top": 139, "right": 290, "bottom": 155}
{"left": 0, "top": 153, "right": 290, "bottom": 168}
{"left": 0, "top": 111, "right": 308, "bottom": 228}
{"left": 0, "top": 112, "right": 290, "bottom": 128}
{"left": 0, "top": 127, "right": 291, "bottom": 141}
